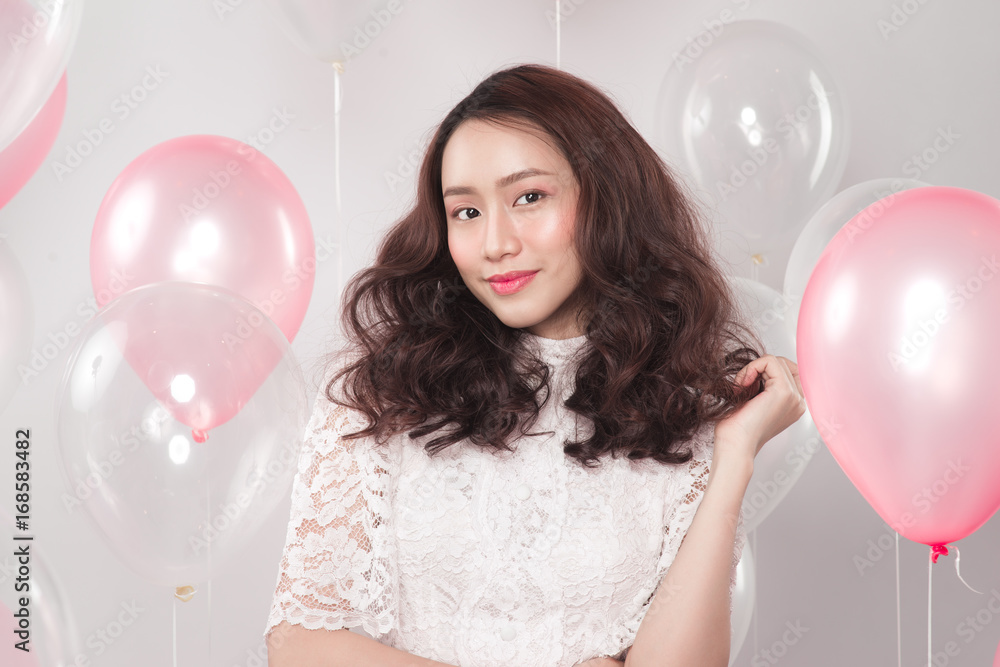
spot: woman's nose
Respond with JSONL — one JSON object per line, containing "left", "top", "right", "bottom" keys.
{"left": 482, "top": 207, "right": 519, "bottom": 260}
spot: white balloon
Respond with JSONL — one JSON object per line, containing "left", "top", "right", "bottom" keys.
{"left": 262, "top": 0, "right": 392, "bottom": 64}
{"left": 54, "top": 283, "right": 311, "bottom": 587}
{"left": 730, "top": 540, "right": 756, "bottom": 666}
{"left": 0, "top": 242, "right": 33, "bottom": 416}
{"left": 657, "top": 20, "right": 850, "bottom": 251}
{"left": 727, "top": 276, "right": 821, "bottom": 532}
{"left": 784, "top": 178, "right": 930, "bottom": 330}
{"left": 0, "top": 0, "right": 85, "bottom": 151}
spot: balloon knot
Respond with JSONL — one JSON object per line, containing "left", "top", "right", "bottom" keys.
{"left": 175, "top": 585, "right": 196, "bottom": 602}
{"left": 192, "top": 428, "right": 208, "bottom": 443}
{"left": 930, "top": 544, "right": 949, "bottom": 563}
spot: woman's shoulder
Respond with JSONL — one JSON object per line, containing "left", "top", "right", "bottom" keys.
{"left": 686, "top": 420, "right": 717, "bottom": 461}
{"left": 300, "top": 353, "right": 387, "bottom": 454}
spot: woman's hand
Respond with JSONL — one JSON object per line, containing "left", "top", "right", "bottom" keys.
{"left": 713, "top": 354, "right": 805, "bottom": 464}
{"left": 572, "top": 659, "right": 625, "bottom": 667}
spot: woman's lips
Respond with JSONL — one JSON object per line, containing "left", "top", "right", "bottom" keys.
{"left": 488, "top": 271, "right": 539, "bottom": 295}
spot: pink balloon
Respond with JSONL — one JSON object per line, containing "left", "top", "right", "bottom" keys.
{"left": 103, "top": 281, "right": 289, "bottom": 441}
{"left": 90, "top": 134, "right": 315, "bottom": 344}
{"left": 798, "top": 186, "right": 1000, "bottom": 547}
{"left": 0, "top": 71, "right": 67, "bottom": 210}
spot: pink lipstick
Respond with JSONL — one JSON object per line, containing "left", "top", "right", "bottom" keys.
{"left": 488, "top": 270, "right": 538, "bottom": 295}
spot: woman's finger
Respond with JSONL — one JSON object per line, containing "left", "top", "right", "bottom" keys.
{"left": 787, "top": 359, "right": 804, "bottom": 399}
{"left": 735, "top": 355, "right": 768, "bottom": 385}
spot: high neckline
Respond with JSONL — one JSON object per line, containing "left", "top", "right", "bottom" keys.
{"left": 521, "top": 330, "right": 589, "bottom": 366}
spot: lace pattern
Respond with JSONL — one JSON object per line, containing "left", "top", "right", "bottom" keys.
{"left": 601, "top": 423, "right": 747, "bottom": 659}
{"left": 265, "top": 334, "right": 748, "bottom": 665}
{"left": 265, "top": 371, "right": 401, "bottom": 642}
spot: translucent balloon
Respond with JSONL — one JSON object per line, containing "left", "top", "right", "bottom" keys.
{"left": 55, "top": 281, "right": 310, "bottom": 587}
{"left": 262, "top": 0, "right": 389, "bottom": 64}
{"left": 784, "top": 178, "right": 929, "bottom": 329}
{"left": 1, "top": 71, "right": 67, "bottom": 210}
{"left": 0, "top": 242, "right": 33, "bottom": 416}
{"left": 90, "top": 134, "right": 315, "bottom": 345}
{"left": 0, "top": 509, "right": 82, "bottom": 666}
{"left": 730, "top": 541, "right": 756, "bottom": 666}
{"left": 727, "top": 276, "right": 821, "bottom": 532}
{"left": 657, "top": 20, "right": 850, "bottom": 250}
{"left": 0, "top": 0, "right": 84, "bottom": 152}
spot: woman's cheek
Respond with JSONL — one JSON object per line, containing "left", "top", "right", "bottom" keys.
{"left": 448, "top": 230, "right": 479, "bottom": 268}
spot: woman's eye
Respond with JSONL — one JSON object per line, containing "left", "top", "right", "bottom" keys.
{"left": 455, "top": 207, "right": 479, "bottom": 221}
{"left": 516, "top": 191, "right": 545, "bottom": 206}
{"left": 452, "top": 192, "right": 544, "bottom": 221}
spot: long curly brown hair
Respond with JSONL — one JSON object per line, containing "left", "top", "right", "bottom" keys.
{"left": 320, "top": 62, "right": 765, "bottom": 469}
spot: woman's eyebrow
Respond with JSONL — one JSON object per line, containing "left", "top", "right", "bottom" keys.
{"left": 443, "top": 168, "right": 554, "bottom": 198}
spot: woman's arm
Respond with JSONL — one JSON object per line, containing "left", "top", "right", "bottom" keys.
{"left": 624, "top": 445, "right": 752, "bottom": 667}
{"left": 267, "top": 622, "right": 461, "bottom": 667}
{"left": 626, "top": 354, "right": 803, "bottom": 667}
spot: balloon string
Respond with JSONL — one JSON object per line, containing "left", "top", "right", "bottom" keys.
{"left": 332, "top": 60, "right": 344, "bottom": 301}
{"left": 930, "top": 545, "right": 983, "bottom": 594}
{"left": 208, "top": 474, "right": 213, "bottom": 660}
{"left": 752, "top": 528, "right": 758, "bottom": 657}
{"left": 925, "top": 546, "right": 985, "bottom": 666}
{"left": 172, "top": 595, "right": 177, "bottom": 667}
{"left": 931, "top": 544, "right": 983, "bottom": 595}
{"left": 750, "top": 253, "right": 766, "bottom": 282}
{"left": 555, "top": 0, "right": 561, "bottom": 69}
{"left": 952, "top": 546, "right": 982, "bottom": 593}
{"left": 895, "top": 532, "right": 900, "bottom": 667}
{"left": 333, "top": 61, "right": 343, "bottom": 214}
{"left": 927, "top": 553, "right": 932, "bottom": 667}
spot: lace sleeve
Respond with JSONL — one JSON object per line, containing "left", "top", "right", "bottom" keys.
{"left": 263, "top": 369, "right": 399, "bottom": 641}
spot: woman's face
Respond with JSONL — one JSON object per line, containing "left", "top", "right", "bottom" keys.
{"left": 442, "top": 119, "right": 585, "bottom": 340}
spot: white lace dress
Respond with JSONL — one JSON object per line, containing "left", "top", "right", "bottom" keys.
{"left": 265, "top": 332, "right": 747, "bottom": 665}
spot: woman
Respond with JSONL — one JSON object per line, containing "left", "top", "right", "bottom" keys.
{"left": 265, "top": 62, "right": 804, "bottom": 667}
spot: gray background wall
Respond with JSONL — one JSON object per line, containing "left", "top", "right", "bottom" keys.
{"left": 1, "top": 0, "right": 998, "bottom": 665}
